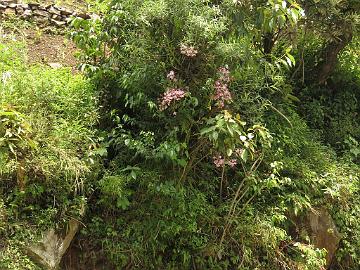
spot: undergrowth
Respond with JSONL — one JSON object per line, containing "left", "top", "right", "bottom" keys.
{"left": 0, "top": 0, "right": 360, "bottom": 269}
{"left": 0, "top": 36, "right": 101, "bottom": 269}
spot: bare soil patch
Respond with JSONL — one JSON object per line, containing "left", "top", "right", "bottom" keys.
{"left": 1, "top": 20, "right": 80, "bottom": 70}
{"left": 25, "top": 29, "right": 79, "bottom": 68}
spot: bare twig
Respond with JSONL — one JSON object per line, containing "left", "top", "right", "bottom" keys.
{"left": 218, "top": 153, "right": 264, "bottom": 256}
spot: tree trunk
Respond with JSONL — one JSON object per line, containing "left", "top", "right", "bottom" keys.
{"left": 315, "top": 32, "right": 353, "bottom": 85}
{"left": 263, "top": 32, "right": 275, "bottom": 56}
{"left": 262, "top": 33, "right": 275, "bottom": 62}
{"left": 17, "top": 158, "right": 26, "bottom": 192}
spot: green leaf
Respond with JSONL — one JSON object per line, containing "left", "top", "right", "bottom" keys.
{"left": 286, "top": 53, "right": 296, "bottom": 65}
{"left": 130, "top": 170, "right": 137, "bottom": 179}
{"left": 226, "top": 125, "right": 234, "bottom": 136}
{"left": 116, "top": 197, "right": 130, "bottom": 210}
{"left": 178, "top": 159, "right": 187, "bottom": 167}
{"left": 285, "top": 94, "right": 300, "bottom": 102}
{"left": 200, "top": 126, "right": 216, "bottom": 135}
{"left": 241, "top": 149, "right": 248, "bottom": 162}
{"left": 95, "top": 147, "right": 108, "bottom": 156}
{"left": 212, "top": 131, "right": 219, "bottom": 141}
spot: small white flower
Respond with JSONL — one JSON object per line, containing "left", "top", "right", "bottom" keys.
{"left": 1, "top": 71, "right": 11, "bottom": 85}
{"left": 247, "top": 133, "right": 254, "bottom": 139}
{"left": 240, "top": 135, "right": 247, "bottom": 142}
{"left": 167, "top": 70, "right": 177, "bottom": 81}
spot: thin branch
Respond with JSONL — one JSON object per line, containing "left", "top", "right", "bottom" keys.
{"left": 267, "top": 103, "right": 292, "bottom": 127}
{"left": 220, "top": 165, "right": 226, "bottom": 198}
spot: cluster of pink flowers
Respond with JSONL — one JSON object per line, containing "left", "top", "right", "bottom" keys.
{"left": 213, "top": 155, "right": 237, "bottom": 168}
{"left": 212, "top": 66, "right": 232, "bottom": 108}
{"left": 218, "top": 66, "right": 230, "bottom": 82}
{"left": 159, "top": 88, "right": 186, "bottom": 111}
{"left": 227, "top": 159, "right": 237, "bottom": 168}
{"left": 180, "top": 44, "right": 198, "bottom": 57}
{"left": 213, "top": 155, "right": 225, "bottom": 167}
{"left": 167, "top": 70, "right": 177, "bottom": 81}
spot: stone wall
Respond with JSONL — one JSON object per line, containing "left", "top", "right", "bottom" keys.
{"left": 0, "top": 0, "right": 97, "bottom": 27}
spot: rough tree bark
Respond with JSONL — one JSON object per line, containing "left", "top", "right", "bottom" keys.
{"left": 315, "top": 31, "right": 353, "bottom": 85}
{"left": 263, "top": 32, "right": 275, "bottom": 55}
{"left": 16, "top": 158, "right": 26, "bottom": 192}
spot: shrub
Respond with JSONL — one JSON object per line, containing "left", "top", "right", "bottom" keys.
{"left": 69, "top": 1, "right": 332, "bottom": 269}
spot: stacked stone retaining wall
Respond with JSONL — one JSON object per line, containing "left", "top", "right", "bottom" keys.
{"left": 0, "top": 0, "right": 96, "bottom": 27}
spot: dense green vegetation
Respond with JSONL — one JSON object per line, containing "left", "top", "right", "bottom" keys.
{"left": 1, "top": 0, "right": 360, "bottom": 269}
{"left": 0, "top": 36, "right": 102, "bottom": 269}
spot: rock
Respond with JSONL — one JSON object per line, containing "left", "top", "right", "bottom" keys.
{"left": 48, "top": 63, "right": 63, "bottom": 69}
{"left": 290, "top": 207, "right": 341, "bottom": 269}
{"left": 90, "top": 13, "right": 101, "bottom": 20}
{"left": 47, "top": 6, "right": 60, "bottom": 16}
{"left": 33, "top": 15, "right": 48, "bottom": 23}
{"left": 50, "top": 19, "right": 66, "bottom": 27}
{"left": 21, "top": 8, "right": 32, "bottom": 18}
{"left": 15, "top": 8, "right": 23, "bottom": 15}
{"left": 74, "top": 12, "right": 90, "bottom": 19}
{"left": 28, "top": 2, "right": 40, "bottom": 9}
{"left": 64, "top": 16, "right": 73, "bottom": 24}
{"left": 51, "top": 14, "right": 62, "bottom": 20}
{"left": 0, "top": 0, "right": 17, "bottom": 5}
{"left": 4, "top": 7, "right": 15, "bottom": 16}
{"left": 307, "top": 208, "right": 341, "bottom": 268}
{"left": 58, "top": 7, "right": 72, "bottom": 16}
{"left": 33, "top": 9, "right": 49, "bottom": 17}
{"left": 44, "top": 4, "right": 53, "bottom": 9}
{"left": 19, "top": 3, "right": 28, "bottom": 9}
{"left": 26, "top": 219, "right": 80, "bottom": 270}
{"left": 15, "top": 6, "right": 23, "bottom": 15}
{"left": 0, "top": 1, "right": 95, "bottom": 26}
{"left": 290, "top": 207, "right": 342, "bottom": 269}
